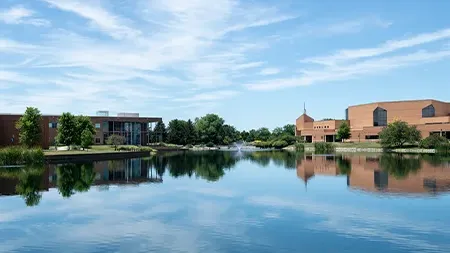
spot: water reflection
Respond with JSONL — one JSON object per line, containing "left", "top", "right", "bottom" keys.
{"left": 1, "top": 151, "right": 450, "bottom": 207}
{"left": 297, "top": 154, "right": 450, "bottom": 195}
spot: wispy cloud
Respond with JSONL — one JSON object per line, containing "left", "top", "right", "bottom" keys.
{"left": 0, "top": 5, "right": 49, "bottom": 26}
{"left": 259, "top": 68, "right": 280, "bottom": 76}
{"left": 302, "top": 28, "right": 450, "bottom": 65}
{"left": 172, "top": 90, "right": 240, "bottom": 102}
{"left": 245, "top": 27, "right": 450, "bottom": 91}
{"left": 42, "top": 0, "right": 139, "bottom": 39}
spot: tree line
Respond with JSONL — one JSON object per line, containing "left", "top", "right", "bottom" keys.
{"left": 15, "top": 107, "right": 96, "bottom": 150}
{"left": 150, "top": 113, "right": 297, "bottom": 148}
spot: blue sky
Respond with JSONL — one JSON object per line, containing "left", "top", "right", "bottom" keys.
{"left": 1, "top": 0, "right": 450, "bottom": 130}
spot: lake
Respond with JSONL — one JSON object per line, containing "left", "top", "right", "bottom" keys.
{"left": 1, "top": 151, "right": 450, "bottom": 253}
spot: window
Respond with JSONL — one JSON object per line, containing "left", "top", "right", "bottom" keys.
{"left": 373, "top": 107, "right": 387, "bottom": 127}
{"left": 95, "top": 138, "right": 101, "bottom": 144}
{"left": 95, "top": 123, "right": 101, "bottom": 129}
{"left": 345, "top": 108, "right": 349, "bottom": 120}
{"left": 48, "top": 122, "right": 57, "bottom": 128}
{"left": 422, "top": 105, "right": 435, "bottom": 118}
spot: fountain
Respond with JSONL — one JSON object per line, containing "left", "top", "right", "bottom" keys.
{"left": 234, "top": 141, "right": 245, "bottom": 152}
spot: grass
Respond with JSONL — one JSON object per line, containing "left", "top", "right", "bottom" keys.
{"left": 304, "top": 142, "right": 382, "bottom": 149}
{"left": 0, "top": 147, "right": 44, "bottom": 166}
{"left": 44, "top": 145, "right": 156, "bottom": 156}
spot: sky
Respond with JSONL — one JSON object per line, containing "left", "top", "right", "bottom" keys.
{"left": 1, "top": 0, "right": 450, "bottom": 131}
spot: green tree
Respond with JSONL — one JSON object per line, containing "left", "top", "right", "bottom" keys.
{"left": 282, "top": 124, "right": 296, "bottom": 136}
{"left": 379, "top": 120, "right": 421, "bottom": 148}
{"left": 255, "top": 127, "right": 271, "bottom": 141}
{"left": 152, "top": 121, "right": 167, "bottom": 143}
{"left": 81, "top": 129, "right": 94, "bottom": 150}
{"left": 247, "top": 129, "right": 257, "bottom": 142}
{"left": 184, "top": 119, "right": 197, "bottom": 145}
{"left": 75, "top": 116, "right": 95, "bottom": 146}
{"left": 194, "top": 114, "right": 225, "bottom": 144}
{"left": 337, "top": 122, "right": 351, "bottom": 141}
{"left": 167, "top": 119, "right": 187, "bottom": 145}
{"left": 240, "top": 131, "right": 249, "bottom": 142}
{"left": 221, "top": 124, "right": 239, "bottom": 145}
{"left": 106, "top": 134, "right": 125, "bottom": 150}
{"left": 57, "top": 113, "right": 77, "bottom": 149}
{"left": 272, "top": 127, "right": 284, "bottom": 137}
{"left": 15, "top": 107, "right": 42, "bottom": 147}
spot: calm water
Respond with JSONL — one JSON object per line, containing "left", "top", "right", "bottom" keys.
{"left": 1, "top": 151, "right": 450, "bottom": 253}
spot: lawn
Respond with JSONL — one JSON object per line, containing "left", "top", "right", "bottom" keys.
{"left": 44, "top": 145, "right": 152, "bottom": 156}
{"left": 304, "top": 142, "right": 382, "bottom": 149}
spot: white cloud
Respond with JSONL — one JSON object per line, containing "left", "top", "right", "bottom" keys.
{"left": 247, "top": 49, "right": 450, "bottom": 91}
{"left": 172, "top": 90, "right": 239, "bottom": 102}
{"left": 303, "top": 28, "right": 450, "bottom": 65}
{"left": 42, "top": 0, "right": 139, "bottom": 39}
{"left": 0, "top": 5, "right": 50, "bottom": 26}
{"left": 259, "top": 68, "right": 280, "bottom": 75}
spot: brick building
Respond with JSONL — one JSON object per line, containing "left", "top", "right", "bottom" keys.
{"left": 0, "top": 111, "right": 162, "bottom": 149}
{"left": 296, "top": 99, "right": 450, "bottom": 143}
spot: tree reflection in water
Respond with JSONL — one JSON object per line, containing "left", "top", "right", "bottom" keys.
{"left": 56, "top": 163, "right": 95, "bottom": 198}
{"left": 0, "top": 166, "right": 45, "bottom": 207}
{"left": 379, "top": 154, "right": 421, "bottom": 179}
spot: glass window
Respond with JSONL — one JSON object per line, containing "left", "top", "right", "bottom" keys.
{"left": 48, "top": 122, "right": 57, "bottom": 128}
{"left": 422, "top": 105, "right": 435, "bottom": 118}
{"left": 373, "top": 107, "right": 387, "bottom": 127}
{"left": 95, "top": 123, "right": 101, "bottom": 129}
{"left": 345, "top": 108, "right": 349, "bottom": 120}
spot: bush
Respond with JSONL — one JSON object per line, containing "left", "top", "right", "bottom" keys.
{"left": 419, "top": 135, "right": 448, "bottom": 149}
{"left": 253, "top": 141, "right": 271, "bottom": 149}
{"left": 436, "top": 142, "right": 450, "bottom": 155}
{"left": 271, "top": 140, "right": 289, "bottom": 149}
{"left": 295, "top": 143, "right": 305, "bottom": 152}
{"left": 0, "top": 147, "right": 44, "bottom": 166}
{"left": 185, "top": 144, "right": 194, "bottom": 149}
{"left": 314, "top": 142, "right": 335, "bottom": 154}
{"left": 206, "top": 142, "right": 215, "bottom": 148}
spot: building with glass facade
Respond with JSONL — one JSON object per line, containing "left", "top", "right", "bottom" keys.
{"left": 296, "top": 99, "right": 450, "bottom": 143}
{"left": 0, "top": 112, "right": 162, "bottom": 149}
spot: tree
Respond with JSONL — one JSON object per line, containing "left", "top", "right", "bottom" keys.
{"left": 194, "top": 114, "right": 225, "bottom": 144}
{"left": 255, "top": 127, "right": 271, "bottom": 141}
{"left": 282, "top": 124, "right": 296, "bottom": 136}
{"left": 184, "top": 119, "right": 197, "bottom": 145}
{"left": 75, "top": 116, "right": 95, "bottom": 146}
{"left": 57, "top": 113, "right": 77, "bottom": 149}
{"left": 81, "top": 129, "right": 94, "bottom": 150}
{"left": 379, "top": 120, "right": 421, "bottom": 148}
{"left": 167, "top": 119, "right": 187, "bottom": 145}
{"left": 337, "top": 122, "right": 351, "bottom": 141}
{"left": 106, "top": 134, "right": 125, "bottom": 150}
{"left": 15, "top": 107, "right": 42, "bottom": 147}
{"left": 272, "top": 127, "right": 284, "bottom": 137}
{"left": 153, "top": 121, "right": 167, "bottom": 143}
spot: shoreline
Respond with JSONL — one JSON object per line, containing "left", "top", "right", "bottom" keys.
{"left": 283, "top": 145, "right": 436, "bottom": 154}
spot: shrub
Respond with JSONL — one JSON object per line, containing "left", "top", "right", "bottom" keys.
{"left": 271, "top": 140, "right": 289, "bottom": 149}
{"left": 436, "top": 142, "right": 450, "bottom": 155}
{"left": 379, "top": 120, "right": 421, "bottom": 148}
{"left": 206, "top": 142, "right": 215, "bottom": 148}
{"left": 253, "top": 141, "right": 271, "bottom": 149}
{"left": 295, "top": 143, "right": 305, "bottom": 152}
{"left": 185, "top": 144, "right": 194, "bottom": 149}
{"left": 419, "top": 135, "right": 448, "bottom": 149}
{"left": 314, "top": 142, "right": 335, "bottom": 154}
{"left": 0, "top": 147, "right": 44, "bottom": 166}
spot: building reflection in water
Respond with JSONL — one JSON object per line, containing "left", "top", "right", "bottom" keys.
{"left": 0, "top": 158, "right": 163, "bottom": 206}
{"left": 297, "top": 154, "right": 450, "bottom": 195}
